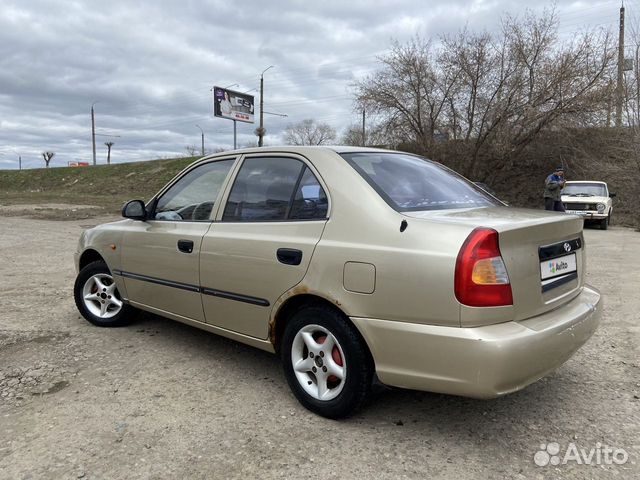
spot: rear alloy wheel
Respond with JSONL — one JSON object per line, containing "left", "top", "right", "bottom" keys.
{"left": 74, "top": 261, "right": 137, "bottom": 327}
{"left": 281, "top": 304, "right": 372, "bottom": 418}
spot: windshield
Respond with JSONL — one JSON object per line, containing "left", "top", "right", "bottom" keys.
{"left": 341, "top": 152, "right": 502, "bottom": 211}
{"left": 563, "top": 183, "right": 607, "bottom": 197}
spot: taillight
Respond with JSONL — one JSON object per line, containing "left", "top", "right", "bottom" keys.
{"left": 455, "top": 228, "right": 513, "bottom": 307}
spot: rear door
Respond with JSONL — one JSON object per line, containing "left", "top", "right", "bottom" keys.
{"left": 200, "top": 154, "right": 329, "bottom": 339}
{"left": 119, "top": 158, "right": 236, "bottom": 321}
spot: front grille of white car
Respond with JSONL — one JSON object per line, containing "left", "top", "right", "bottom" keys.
{"left": 564, "top": 202, "right": 596, "bottom": 211}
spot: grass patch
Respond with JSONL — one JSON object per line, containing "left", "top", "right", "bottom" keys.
{"left": 0, "top": 157, "right": 197, "bottom": 216}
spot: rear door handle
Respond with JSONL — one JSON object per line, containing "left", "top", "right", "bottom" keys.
{"left": 177, "top": 239, "right": 194, "bottom": 253}
{"left": 277, "top": 248, "right": 303, "bottom": 266}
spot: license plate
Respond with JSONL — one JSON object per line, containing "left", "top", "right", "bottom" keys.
{"left": 540, "top": 253, "right": 577, "bottom": 280}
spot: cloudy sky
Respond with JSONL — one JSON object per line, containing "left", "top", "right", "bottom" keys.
{"left": 0, "top": 0, "right": 631, "bottom": 169}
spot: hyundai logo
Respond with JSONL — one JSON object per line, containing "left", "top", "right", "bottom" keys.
{"left": 564, "top": 242, "right": 572, "bottom": 252}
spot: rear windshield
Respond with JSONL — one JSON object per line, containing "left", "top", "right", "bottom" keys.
{"left": 563, "top": 183, "right": 607, "bottom": 197}
{"left": 341, "top": 152, "right": 502, "bottom": 211}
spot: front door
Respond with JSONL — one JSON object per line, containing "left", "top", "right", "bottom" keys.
{"left": 119, "top": 158, "right": 236, "bottom": 321}
{"left": 200, "top": 155, "right": 329, "bottom": 339}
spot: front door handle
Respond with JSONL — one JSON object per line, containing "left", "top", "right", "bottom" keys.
{"left": 277, "top": 248, "right": 303, "bottom": 266}
{"left": 177, "top": 239, "right": 194, "bottom": 253}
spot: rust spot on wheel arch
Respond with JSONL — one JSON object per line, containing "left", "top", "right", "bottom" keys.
{"left": 268, "top": 284, "right": 345, "bottom": 347}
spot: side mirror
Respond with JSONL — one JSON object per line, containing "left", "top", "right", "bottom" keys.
{"left": 609, "top": 192, "right": 616, "bottom": 198}
{"left": 122, "top": 200, "right": 147, "bottom": 220}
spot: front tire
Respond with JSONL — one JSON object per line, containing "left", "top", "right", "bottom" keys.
{"left": 74, "top": 261, "right": 137, "bottom": 327}
{"left": 600, "top": 216, "right": 608, "bottom": 230}
{"left": 281, "top": 304, "right": 373, "bottom": 418}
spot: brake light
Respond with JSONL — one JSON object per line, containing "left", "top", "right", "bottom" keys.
{"left": 455, "top": 228, "right": 513, "bottom": 307}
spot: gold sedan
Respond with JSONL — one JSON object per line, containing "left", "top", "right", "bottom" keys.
{"left": 74, "top": 147, "right": 602, "bottom": 418}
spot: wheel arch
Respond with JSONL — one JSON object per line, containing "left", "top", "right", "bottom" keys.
{"left": 270, "top": 293, "right": 374, "bottom": 366}
{"left": 79, "top": 249, "right": 106, "bottom": 270}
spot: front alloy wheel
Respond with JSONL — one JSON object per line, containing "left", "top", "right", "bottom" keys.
{"left": 74, "top": 260, "right": 137, "bottom": 327}
{"left": 82, "top": 273, "right": 123, "bottom": 319}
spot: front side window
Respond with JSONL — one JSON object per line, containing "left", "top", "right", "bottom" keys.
{"left": 341, "top": 152, "right": 501, "bottom": 211}
{"left": 153, "top": 159, "right": 235, "bottom": 221}
{"left": 223, "top": 157, "right": 328, "bottom": 222}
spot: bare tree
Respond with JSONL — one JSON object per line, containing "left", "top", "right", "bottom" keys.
{"left": 283, "top": 119, "right": 337, "bottom": 145}
{"left": 341, "top": 123, "right": 389, "bottom": 147}
{"left": 184, "top": 145, "right": 200, "bottom": 157}
{"left": 208, "top": 146, "right": 228, "bottom": 154}
{"left": 355, "top": 37, "right": 452, "bottom": 149}
{"left": 104, "top": 141, "right": 114, "bottom": 165}
{"left": 355, "top": 8, "right": 615, "bottom": 177}
{"left": 42, "top": 151, "right": 55, "bottom": 168}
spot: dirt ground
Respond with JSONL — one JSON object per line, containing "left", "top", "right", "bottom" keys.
{"left": 0, "top": 211, "right": 638, "bottom": 480}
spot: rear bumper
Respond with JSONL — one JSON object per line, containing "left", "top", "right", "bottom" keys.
{"left": 352, "top": 285, "right": 601, "bottom": 398}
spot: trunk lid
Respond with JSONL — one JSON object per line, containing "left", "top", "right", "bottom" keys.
{"left": 404, "top": 207, "right": 586, "bottom": 322}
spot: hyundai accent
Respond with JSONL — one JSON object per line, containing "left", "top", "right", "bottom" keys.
{"left": 74, "top": 147, "right": 602, "bottom": 418}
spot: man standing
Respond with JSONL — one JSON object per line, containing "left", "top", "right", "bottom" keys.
{"left": 544, "top": 166, "right": 566, "bottom": 211}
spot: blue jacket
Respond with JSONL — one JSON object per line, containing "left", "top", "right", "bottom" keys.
{"left": 544, "top": 174, "right": 564, "bottom": 200}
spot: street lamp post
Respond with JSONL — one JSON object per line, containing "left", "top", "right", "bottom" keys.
{"left": 3, "top": 150, "right": 22, "bottom": 170}
{"left": 12, "top": 149, "right": 21, "bottom": 170}
{"left": 91, "top": 101, "right": 99, "bottom": 166}
{"left": 195, "top": 124, "right": 205, "bottom": 156}
{"left": 258, "top": 65, "right": 273, "bottom": 147}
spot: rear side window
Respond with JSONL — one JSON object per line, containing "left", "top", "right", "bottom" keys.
{"left": 223, "top": 157, "right": 328, "bottom": 222}
{"left": 289, "top": 167, "right": 328, "bottom": 219}
{"left": 341, "top": 152, "right": 501, "bottom": 211}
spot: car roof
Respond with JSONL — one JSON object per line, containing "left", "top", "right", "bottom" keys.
{"left": 202, "top": 145, "right": 402, "bottom": 157}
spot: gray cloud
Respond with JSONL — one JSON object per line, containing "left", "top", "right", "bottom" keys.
{"left": 0, "top": 0, "right": 620, "bottom": 169}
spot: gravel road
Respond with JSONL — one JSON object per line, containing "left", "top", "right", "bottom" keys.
{"left": 0, "top": 213, "right": 638, "bottom": 479}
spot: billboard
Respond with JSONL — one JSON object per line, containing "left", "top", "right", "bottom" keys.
{"left": 213, "top": 86, "right": 255, "bottom": 124}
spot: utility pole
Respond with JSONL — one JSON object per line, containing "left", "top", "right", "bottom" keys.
{"left": 258, "top": 66, "right": 273, "bottom": 147}
{"left": 616, "top": 3, "right": 625, "bottom": 127}
{"left": 11, "top": 149, "right": 21, "bottom": 170}
{"left": 636, "top": 45, "right": 640, "bottom": 126}
{"left": 362, "top": 109, "right": 366, "bottom": 147}
{"left": 91, "top": 101, "right": 98, "bottom": 165}
{"left": 195, "top": 124, "right": 205, "bottom": 155}
{"left": 606, "top": 79, "right": 613, "bottom": 127}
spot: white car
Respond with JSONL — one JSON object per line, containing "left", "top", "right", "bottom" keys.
{"left": 562, "top": 181, "right": 615, "bottom": 230}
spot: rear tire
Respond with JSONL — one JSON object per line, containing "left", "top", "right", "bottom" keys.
{"left": 281, "top": 304, "right": 373, "bottom": 418}
{"left": 74, "top": 261, "right": 137, "bottom": 327}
